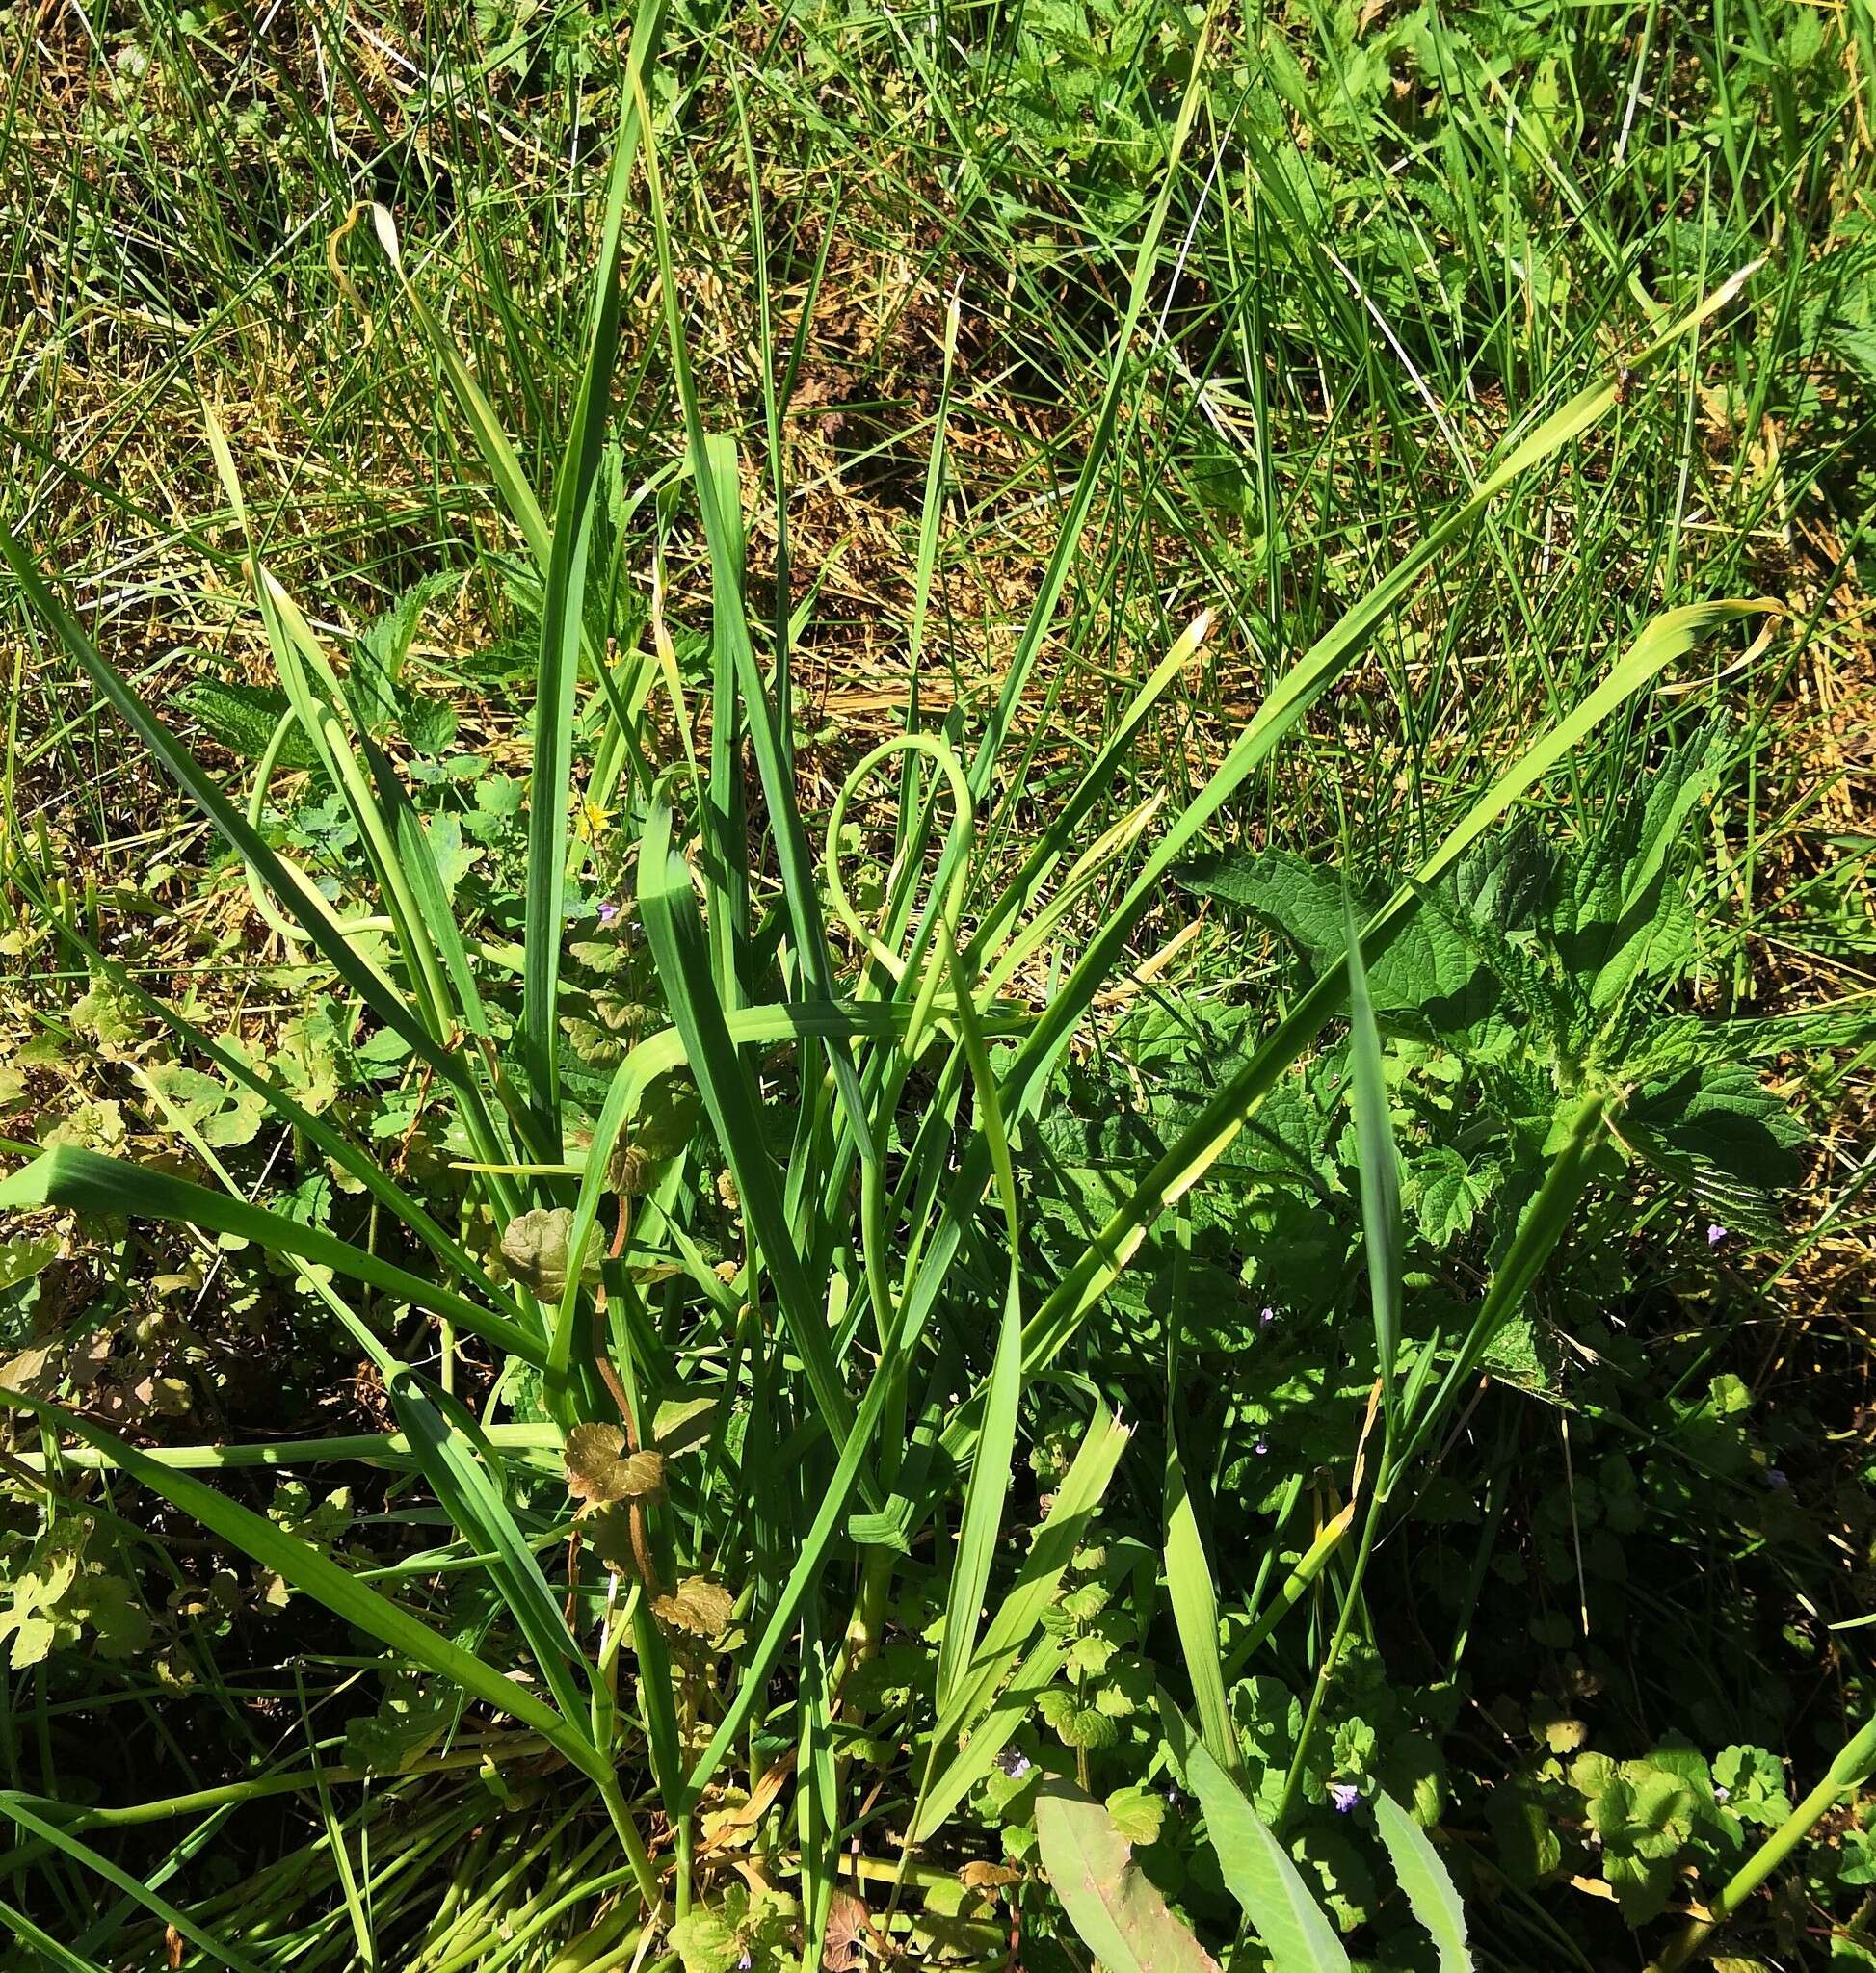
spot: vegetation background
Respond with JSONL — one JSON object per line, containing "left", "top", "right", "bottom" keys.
{"left": 0, "top": 0, "right": 1872, "bottom": 1969}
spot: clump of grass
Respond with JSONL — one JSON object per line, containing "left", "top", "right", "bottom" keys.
{"left": 2, "top": 4, "right": 1873, "bottom": 1970}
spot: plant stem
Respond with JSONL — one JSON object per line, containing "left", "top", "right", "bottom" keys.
{"left": 1275, "top": 1445, "right": 1392, "bottom": 1832}
{"left": 596, "top": 1772, "right": 664, "bottom": 1919}
{"left": 10, "top": 1737, "right": 558, "bottom": 1829}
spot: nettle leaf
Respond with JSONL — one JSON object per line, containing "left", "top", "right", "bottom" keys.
{"left": 1622, "top": 1064, "right": 1806, "bottom": 1231}
{"left": 563, "top": 1423, "right": 666, "bottom": 1507}
{"left": 501, "top": 1206, "right": 601, "bottom": 1302}
{"left": 651, "top": 1575, "right": 735, "bottom": 1639}
{"left": 172, "top": 678, "right": 317, "bottom": 767}
{"left": 1558, "top": 731, "right": 1720, "bottom": 1013}
{"left": 357, "top": 574, "right": 449, "bottom": 686}
{"left": 1624, "top": 1001, "right": 1876, "bottom": 1080}
{"left": 396, "top": 690, "right": 459, "bottom": 756}
{"left": 1404, "top": 1147, "right": 1501, "bottom": 1247}
{"left": 1477, "top": 1312, "right": 1563, "bottom": 1399}
{"left": 1179, "top": 849, "right": 1497, "bottom": 1039}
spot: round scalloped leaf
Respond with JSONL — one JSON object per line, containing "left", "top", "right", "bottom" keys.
{"left": 652, "top": 1574, "right": 735, "bottom": 1639}
{"left": 564, "top": 1423, "right": 666, "bottom": 1506}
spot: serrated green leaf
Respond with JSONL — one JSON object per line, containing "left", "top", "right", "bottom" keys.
{"left": 172, "top": 678, "right": 316, "bottom": 767}
{"left": 1623, "top": 1063, "right": 1806, "bottom": 1228}
{"left": 1105, "top": 1784, "right": 1167, "bottom": 1846}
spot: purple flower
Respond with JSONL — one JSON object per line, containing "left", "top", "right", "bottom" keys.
{"left": 997, "top": 1749, "right": 1033, "bottom": 1779}
{"left": 1254, "top": 1436, "right": 1269, "bottom": 1457}
{"left": 1767, "top": 1468, "right": 1791, "bottom": 1492}
{"left": 1707, "top": 1223, "right": 1728, "bottom": 1248}
{"left": 1713, "top": 1784, "right": 1731, "bottom": 1803}
{"left": 596, "top": 901, "right": 621, "bottom": 927}
{"left": 1258, "top": 1306, "right": 1277, "bottom": 1329}
{"left": 1329, "top": 1781, "right": 1360, "bottom": 1814}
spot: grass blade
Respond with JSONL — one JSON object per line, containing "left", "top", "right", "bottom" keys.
{"left": 522, "top": 14, "right": 661, "bottom": 1140}
{"left": 0, "top": 1147, "right": 544, "bottom": 1367}
{"left": 1159, "top": 1698, "right": 1351, "bottom": 1973}
{"left": 0, "top": 1390, "right": 605, "bottom": 1783}
{"left": 636, "top": 801, "right": 860, "bottom": 1466}
{"left": 0, "top": 1799, "right": 261, "bottom": 1973}
{"left": 1344, "top": 892, "right": 1402, "bottom": 1426}
{"left": 0, "top": 519, "right": 444, "bottom": 1078}
{"left": 1372, "top": 1789, "right": 1472, "bottom": 1972}
{"left": 910, "top": 1636, "right": 1066, "bottom": 1844}
{"left": 934, "top": 934, "right": 1025, "bottom": 1712}
{"left": 1162, "top": 1217, "right": 1238, "bottom": 1778}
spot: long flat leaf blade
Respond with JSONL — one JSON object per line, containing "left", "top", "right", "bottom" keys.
{"left": 1372, "top": 1790, "right": 1472, "bottom": 1972}
{"left": 0, "top": 1391, "right": 604, "bottom": 1783}
{"left": 1034, "top": 1779, "right": 1220, "bottom": 1973}
{"left": 1344, "top": 893, "right": 1402, "bottom": 1420}
{"left": 0, "top": 1147, "right": 544, "bottom": 1367}
{"left": 1160, "top": 1700, "right": 1351, "bottom": 1973}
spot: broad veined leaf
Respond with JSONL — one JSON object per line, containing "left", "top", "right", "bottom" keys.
{"left": 502, "top": 1206, "right": 602, "bottom": 1304}
{"left": 1559, "top": 729, "right": 1720, "bottom": 1013}
{"left": 564, "top": 1423, "right": 666, "bottom": 1506}
{"left": 1371, "top": 1789, "right": 1472, "bottom": 1972}
{"left": 1621, "top": 1062, "right": 1806, "bottom": 1233}
{"left": 1176, "top": 850, "right": 1496, "bottom": 1039}
{"left": 1159, "top": 1697, "right": 1351, "bottom": 1973}
{"left": 1035, "top": 1777, "right": 1221, "bottom": 1973}
{"left": 171, "top": 678, "right": 316, "bottom": 766}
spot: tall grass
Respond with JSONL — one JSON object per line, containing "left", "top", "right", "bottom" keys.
{"left": 1, "top": 2, "right": 1868, "bottom": 1966}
